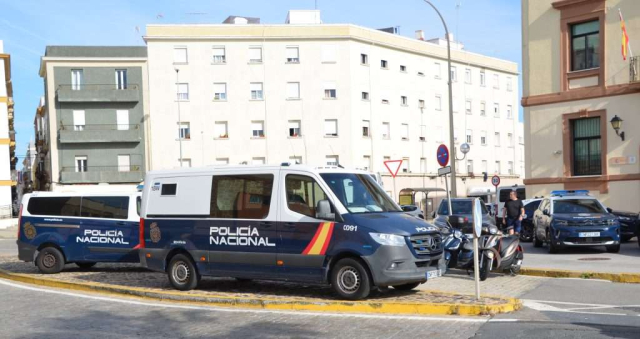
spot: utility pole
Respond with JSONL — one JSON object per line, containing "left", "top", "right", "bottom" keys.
{"left": 175, "top": 68, "right": 183, "bottom": 167}
{"left": 422, "top": 0, "right": 457, "bottom": 197}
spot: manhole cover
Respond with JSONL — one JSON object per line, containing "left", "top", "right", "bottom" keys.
{"left": 578, "top": 258, "right": 611, "bottom": 261}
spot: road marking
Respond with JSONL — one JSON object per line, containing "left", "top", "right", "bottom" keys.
{"left": 523, "top": 299, "right": 635, "bottom": 317}
{"left": 0, "top": 278, "right": 490, "bottom": 323}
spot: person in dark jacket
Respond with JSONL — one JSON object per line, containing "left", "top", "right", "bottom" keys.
{"left": 502, "top": 191, "right": 524, "bottom": 235}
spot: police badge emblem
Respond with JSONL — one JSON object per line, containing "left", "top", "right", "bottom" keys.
{"left": 24, "top": 222, "right": 37, "bottom": 240}
{"left": 150, "top": 222, "right": 161, "bottom": 243}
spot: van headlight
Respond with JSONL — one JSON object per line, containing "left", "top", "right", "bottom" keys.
{"left": 370, "top": 233, "right": 406, "bottom": 247}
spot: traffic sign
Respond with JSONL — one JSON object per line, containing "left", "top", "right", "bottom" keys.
{"left": 491, "top": 175, "right": 501, "bottom": 187}
{"left": 437, "top": 144, "right": 449, "bottom": 167}
{"left": 437, "top": 166, "right": 451, "bottom": 176}
{"left": 383, "top": 160, "right": 403, "bottom": 178}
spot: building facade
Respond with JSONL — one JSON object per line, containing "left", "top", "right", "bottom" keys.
{"left": 38, "top": 46, "right": 150, "bottom": 192}
{"left": 522, "top": 0, "right": 640, "bottom": 211}
{"left": 144, "top": 11, "right": 523, "bottom": 209}
{"left": 0, "top": 41, "right": 17, "bottom": 217}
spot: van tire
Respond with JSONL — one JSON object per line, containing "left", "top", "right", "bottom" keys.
{"left": 392, "top": 282, "right": 420, "bottom": 291}
{"left": 167, "top": 254, "right": 199, "bottom": 291}
{"left": 605, "top": 244, "right": 620, "bottom": 253}
{"left": 36, "top": 247, "right": 65, "bottom": 274}
{"left": 75, "top": 262, "right": 96, "bottom": 269}
{"left": 331, "top": 258, "right": 371, "bottom": 300}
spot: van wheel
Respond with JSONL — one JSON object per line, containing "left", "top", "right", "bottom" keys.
{"left": 36, "top": 247, "right": 65, "bottom": 274}
{"left": 75, "top": 262, "right": 96, "bottom": 269}
{"left": 331, "top": 258, "right": 371, "bottom": 300}
{"left": 167, "top": 254, "right": 199, "bottom": 291}
{"left": 392, "top": 282, "right": 420, "bottom": 291}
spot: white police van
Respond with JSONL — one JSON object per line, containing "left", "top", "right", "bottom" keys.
{"left": 17, "top": 192, "right": 142, "bottom": 273}
{"left": 139, "top": 164, "right": 443, "bottom": 300}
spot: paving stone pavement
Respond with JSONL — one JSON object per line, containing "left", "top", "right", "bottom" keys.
{"left": 421, "top": 269, "right": 545, "bottom": 298}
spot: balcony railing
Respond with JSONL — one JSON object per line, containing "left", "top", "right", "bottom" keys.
{"left": 60, "top": 124, "right": 140, "bottom": 131}
{"left": 62, "top": 165, "right": 142, "bottom": 172}
{"left": 60, "top": 165, "right": 144, "bottom": 184}
{"left": 59, "top": 124, "right": 142, "bottom": 143}
{"left": 631, "top": 56, "right": 639, "bottom": 83}
{"left": 56, "top": 84, "right": 140, "bottom": 102}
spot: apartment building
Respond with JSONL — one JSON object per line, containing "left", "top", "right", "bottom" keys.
{"left": 38, "top": 46, "right": 150, "bottom": 192}
{"left": 0, "top": 41, "right": 17, "bottom": 217}
{"left": 144, "top": 10, "right": 522, "bottom": 203}
{"left": 522, "top": 0, "right": 639, "bottom": 211}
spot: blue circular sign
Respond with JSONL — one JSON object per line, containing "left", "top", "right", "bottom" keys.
{"left": 437, "top": 144, "right": 449, "bottom": 167}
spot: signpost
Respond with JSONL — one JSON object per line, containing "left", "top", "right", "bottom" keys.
{"left": 472, "top": 198, "right": 483, "bottom": 300}
{"left": 436, "top": 144, "right": 452, "bottom": 216}
{"left": 384, "top": 160, "right": 403, "bottom": 203}
{"left": 491, "top": 175, "right": 500, "bottom": 222}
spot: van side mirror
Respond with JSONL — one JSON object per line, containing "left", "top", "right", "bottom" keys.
{"left": 606, "top": 207, "right": 613, "bottom": 214}
{"left": 431, "top": 211, "right": 436, "bottom": 218}
{"left": 316, "top": 200, "right": 335, "bottom": 221}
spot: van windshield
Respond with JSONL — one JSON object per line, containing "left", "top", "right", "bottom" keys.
{"left": 319, "top": 173, "right": 401, "bottom": 214}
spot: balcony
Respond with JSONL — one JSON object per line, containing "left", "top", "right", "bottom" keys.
{"left": 59, "top": 124, "right": 142, "bottom": 143}
{"left": 60, "top": 165, "right": 144, "bottom": 184}
{"left": 631, "top": 56, "right": 639, "bottom": 83}
{"left": 56, "top": 84, "right": 140, "bottom": 103}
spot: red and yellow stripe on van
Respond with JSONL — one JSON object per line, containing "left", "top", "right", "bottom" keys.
{"left": 302, "top": 222, "right": 334, "bottom": 255}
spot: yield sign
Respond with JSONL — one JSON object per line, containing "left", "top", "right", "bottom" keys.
{"left": 384, "top": 160, "right": 403, "bottom": 178}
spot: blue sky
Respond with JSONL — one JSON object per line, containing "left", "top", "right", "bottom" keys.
{"left": 1, "top": 0, "right": 522, "bottom": 165}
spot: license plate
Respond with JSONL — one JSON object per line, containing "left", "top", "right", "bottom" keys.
{"left": 426, "top": 269, "right": 442, "bottom": 280}
{"left": 579, "top": 232, "right": 600, "bottom": 237}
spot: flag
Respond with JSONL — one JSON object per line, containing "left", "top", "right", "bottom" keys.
{"left": 620, "top": 10, "right": 630, "bottom": 60}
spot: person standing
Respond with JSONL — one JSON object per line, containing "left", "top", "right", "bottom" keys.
{"left": 502, "top": 191, "right": 524, "bottom": 235}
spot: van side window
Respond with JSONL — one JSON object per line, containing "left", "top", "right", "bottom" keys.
{"left": 161, "top": 184, "right": 177, "bottom": 196}
{"left": 81, "top": 197, "right": 129, "bottom": 220}
{"left": 285, "top": 174, "right": 330, "bottom": 218}
{"left": 210, "top": 174, "right": 273, "bottom": 219}
{"left": 136, "top": 197, "right": 141, "bottom": 217}
{"left": 27, "top": 197, "right": 81, "bottom": 217}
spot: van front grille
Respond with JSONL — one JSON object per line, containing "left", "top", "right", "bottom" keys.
{"left": 410, "top": 234, "right": 442, "bottom": 255}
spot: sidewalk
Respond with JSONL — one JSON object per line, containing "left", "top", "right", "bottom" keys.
{"left": 0, "top": 226, "right": 16, "bottom": 239}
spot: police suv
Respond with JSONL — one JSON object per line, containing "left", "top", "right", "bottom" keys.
{"left": 532, "top": 190, "right": 620, "bottom": 253}
{"left": 139, "top": 165, "right": 443, "bottom": 300}
{"left": 17, "top": 192, "right": 142, "bottom": 273}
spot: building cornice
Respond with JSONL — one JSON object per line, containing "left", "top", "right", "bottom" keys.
{"left": 521, "top": 82, "right": 640, "bottom": 107}
{"left": 551, "top": 0, "right": 604, "bottom": 10}
{"left": 39, "top": 57, "right": 148, "bottom": 77}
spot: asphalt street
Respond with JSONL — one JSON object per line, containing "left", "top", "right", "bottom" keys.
{"left": 0, "top": 239, "right": 16, "bottom": 255}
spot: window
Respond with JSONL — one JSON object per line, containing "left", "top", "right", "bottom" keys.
{"left": 80, "top": 196, "right": 129, "bottom": 219}
{"left": 493, "top": 74, "right": 499, "bottom": 89}
{"left": 480, "top": 101, "right": 486, "bottom": 116}
{"left": 420, "top": 125, "right": 426, "bottom": 141}
{"left": 480, "top": 70, "right": 486, "bottom": 86}
{"left": 466, "top": 129, "right": 473, "bottom": 144}
{"left": 467, "top": 160, "right": 474, "bottom": 174}
{"left": 435, "top": 95, "right": 442, "bottom": 111}
{"left": 174, "top": 47, "right": 188, "bottom": 64}
{"left": 508, "top": 161, "right": 514, "bottom": 175}
{"left": 419, "top": 99, "right": 425, "bottom": 109}
{"left": 481, "top": 131, "right": 487, "bottom": 145}
{"left": 321, "top": 45, "right": 337, "bottom": 63}
{"left": 362, "top": 91, "right": 369, "bottom": 101}
{"left": 288, "top": 120, "right": 301, "bottom": 137}
{"left": 286, "top": 82, "right": 300, "bottom": 99}
{"left": 400, "top": 65, "right": 407, "bottom": 72}
{"left": 401, "top": 124, "right": 409, "bottom": 140}
{"left": 323, "top": 82, "right": 337, "bottom": 99}
{"left": 212, "top": 46, "right": 226, "bottom": 64}
{"left": 210, "top": 174, "right": 274, "bottom": 219}
{"left": 249, "top": 47, "right": 262, "bottom": 63}
{"left": 382, "top": 122, "right": 390, "bottom": 139}
{"left": 572, "top": 117, "right": 601, "bottom": 176}
{"left": 215, "top": 158, "right": 229, "bottom": 165}
{"left": 290, "top": 156, "right": 302, "bottom": 164}
{"left": 115, "top": 69, "right": 127, "bottom": 90}
{"left": 360, "top": 53, "right": 368, "bottom": 65}
{"left": 482, "top": 160, "right": 488, "bottom": 173}
{"left": 252, "top": 157, "right": 265, "bottom": 165}
{"left": 326, "top": 155, "right": 339, "bottom": 166}
{"left": 465, "top": 68, "right": 472, "bottom": 84}
{"left": 493, "top": 103, "right": 500, "bottom": 118}
{"left": 73, "top": 110, "right": 85, "bottom": 131}
{"left": 286, "top": 46, "right": 300, "bottom": 63}
{"left": 214, "top": 121, "right": 228, "bottom": 138}
{"left": 176, "top": 83, "right": 189, "bottom": 101}
{"left": 116, "top": 110, "right": 129, "bottom": 131}
{"left": 494, "top": 132, "right": 501, "bottom": 146}
{"left": 434, "top": 62, "right": 441, "bottom": 79}
{"left": 362, "top": 120, "right": 370, "bottom": 137}
{"left": 417, "top": 71, "right": 425, "bottom": 77}
{"left": 285, "top": 174, "right": 330, "bottom": 218}
{"left": 362, "top": 156, "right": 372, "bottom": 171}
{"left": 450, "top": 66, "right": 457, "bottom": 82}
{"left": 179, "top": 122, "right": 190, "bottom": 140}
{"left": 324, "top": 119, "right": 338, "bottom": 137}
{"left": 251, "top": 121, "right": 265, "bottom": 138}
{"left": 71, "top": 69, "right": 83, "bottom": 90}
{"left": 495, "top": 161, "right": 501, "bottom": 174}
{"left": 507, "top": 105, "right": 513, "bottom": 119}
{"left": 571, "top": 20, "right": 600, "bottom": 71}
{"left": 27, "top": 197, "right": 81, "bottom": 217}
{"left": 250, "top": 82, "right": 264, "bottom": 100}
{"left": 508, "top": 133, "right": 514, "bottom": 147}
{"left": 213, "top": 83, "right": 227, "bottom": 101}
{"left": 381, "top": 99, "right": 389, "bottom": 104}
{"left": 401, "top": 158, "right": 410, "bottom": 173}
{"left": 117, "top": 155, "right": 130, "bottom": 172}
{"left": 381, "top": 60, "right": 388, "bottom": 69}
{"left": 420, "top": 158, "right": 427, "bottom": 173}
{"left": 401, "top": 96, "right": 408, "bottom": 106}
{"left": 465, "top": 100, "right": 472, "bottom": 115}
{"left": 507, "top": 77, "right": 513, "bottom": 91}
{"left": 75, "top": 156, "right": 88, "bottom": 173}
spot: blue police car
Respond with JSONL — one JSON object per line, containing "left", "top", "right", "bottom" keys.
{"left": 532, "top": 190, "right": 620, "bottom": 253}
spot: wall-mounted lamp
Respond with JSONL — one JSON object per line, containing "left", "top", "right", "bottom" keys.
{"left": 610, "top": 115, "right": 625, "bottom": 141}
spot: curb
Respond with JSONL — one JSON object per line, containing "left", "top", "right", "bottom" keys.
{"left": 0, "top": 269, "right": 520, "bottom": 316}
{"left": 520, "top": 267, "right": 640, "bottom": 283}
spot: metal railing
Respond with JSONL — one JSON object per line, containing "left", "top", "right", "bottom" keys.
{"left": 57, "top": 84, "right": 140, "bottom": 91}
{"left": 631, "top": 56, "right": 639, "bottom": 83}
{"left": 60, "top": 124, "right": 140, "bottom": 131}
{"left": 61, "top": 165, "right": 142, "bottom": 173}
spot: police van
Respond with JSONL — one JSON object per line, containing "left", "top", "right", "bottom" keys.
{"left": 139, "top": 165, "right": 443, "bottom": 300}
{"left": 17, "top": 192, "right": 142, "bottom": 273}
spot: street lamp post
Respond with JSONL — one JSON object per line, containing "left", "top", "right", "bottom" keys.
{"left": 422, "top": 0, "right": 458, "bottom": 197}
{"left": 175, "top": 68, "right": 183, "bottom": 167}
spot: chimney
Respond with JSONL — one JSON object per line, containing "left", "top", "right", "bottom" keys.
{"left": 415, "top": 30, "right": 425, "bottom": 41}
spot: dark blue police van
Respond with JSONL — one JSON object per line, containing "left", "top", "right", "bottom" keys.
{"left": 17, "top": 192, "right": 142, "bottom": 273}
{"left": 139, "top": 165, "right": 443, "bottom": 300}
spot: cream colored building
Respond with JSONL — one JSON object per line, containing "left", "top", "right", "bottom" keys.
{"left": 144, "top": 11, "right": 523, "bottom": 210}
{"left": 0, "top": 41, "right": 17, "bottom": 217}
{"left": 522, "top": 0, "right": 639, "bottom": 211}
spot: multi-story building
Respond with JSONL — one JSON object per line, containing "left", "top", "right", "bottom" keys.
{"left": 38, "top": 46, "right": 150, "bottom": 192}
{"left": 144, "top": 10, "right": 523, "bottom": 208}
{"left": 17, "top": 141, "right": 36, "bottom": 207}
{"left": 0, "top": 41, "right": 17, "bottom": 217}
{"left": 522, "top": 0, "right": 639, "bottom": 211}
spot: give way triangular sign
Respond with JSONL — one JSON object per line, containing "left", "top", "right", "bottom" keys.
{"left": 383, "top": 160, "right": 403, "bottom": 178}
